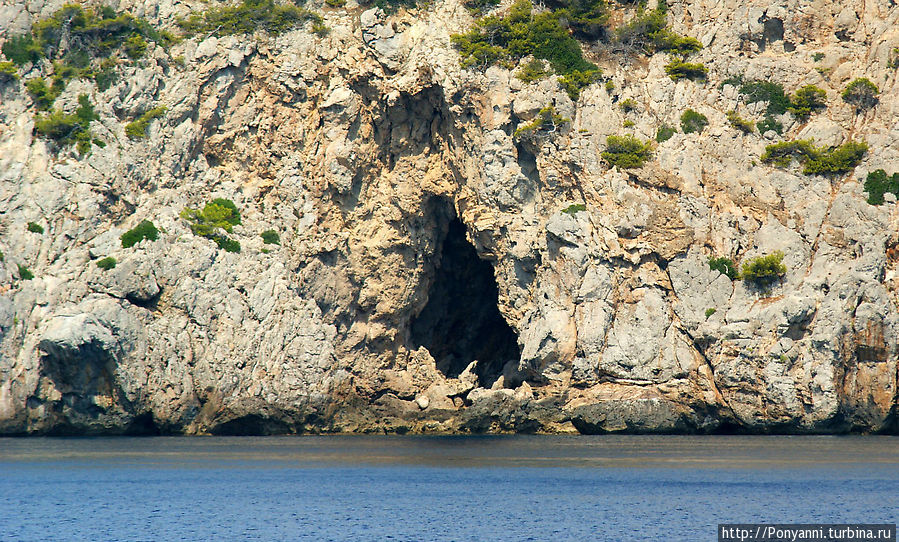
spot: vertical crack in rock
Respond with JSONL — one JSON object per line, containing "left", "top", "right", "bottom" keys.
{"left": 410, "top": 218, "right": 520, "bottom": 387}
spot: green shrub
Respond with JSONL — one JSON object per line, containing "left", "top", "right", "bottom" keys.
{"left": 178, "top": 0, "right": 322, "bottom": 37}
{"left": 2, "top": 35, "right": 42, "bottom": 66}
{"left": 261, "top": 229, "right": 281, "bottom": 244}
{"left": 125, "top": 106, "right": 167, "bottom": 139}
{"left": 733, "top": 78, "right": 791, "bottom": 116}
{"left": 181, "top": 198, "right": 242, "bottom": 252}
{"left": 601, "top": 134, "right": 652, "bottom": 168}
{"left": 841, "top": 77, "right": 879, "bottom": 110}
{"left": 26, "top": 222, "right": 44, "bottom": 234}
{"left": 664, "top": 60, "right": 707, "bottom": 81}
{"left": 604, "top": 80, "right": 614, "bottom": 92}
{"left": 864, "top": 169, "right": 899, "bottom": 205}
{"left": 623, "top": 120, "right": 635, "bottom": 128}
{"left": 756, "top": 115, "right": 783, "bottom": 135}
{"left": 726, "top": 110, "right": 754, "bottom": 134}
{"left": 705, "top": 308, "right": 716, "bottom": 319}
{"left": 213, "top": 235, "right": 241, "bottom": 253}
{"left": 451, "top": 0, "right": 600, "bottom": 99}
{"left": 121, "top": 220, "right": 160, "bottom": 248}
{"left": 788, "top": 84, "right": 826, "bottom": 120}
{"left": 619, "top": 98, "right": 637, "bottom": 112}
{"left": 463, "top": 0, "right": 500, "bottom": 15}
{"left": 0, "top": 62, "right": 19, "bottom": 83}
{"left": 96, "top": 257, "right": 117, "bottom": 270}
{"left": 33, "top": 94, "right": 100, "bottom": 154}
{"left": 812, "top": 52, "right": 824, "bottom": 62}
{"left": 559, "top": 69, "right": 602, "bottom": 101}
{"left": 760, "top": 140, "right": 817, "bottom": 167}
{"left": 613, "top": 8, "right": 667, "bottom": 53}
{"left": 655, "top": 124, "right": 675, "bottom": 142}
{"left": 802, "top": 141, "right": 868, "bottom": 175}
{"left": 680, "top": 109, "right": 708, "bottom": 134}
{"left": 741, "top": 251, "right": 786, "bottom": 286}
{"left": 5, "top": 4, "right": 171, "bottom": 107}
{"left": 25, "top": 78, "right": 62, "bottom": 111}
{"left": 325, "top": 0, "right": 347, "bottom": 6}
{"left": 18, "top": 265, "right": 34, "bottom": 281}
{"left": 516, "top": 58, "right": 550, "bottom": 83}
{"left": 708, "top": 257, "right": 738, "bottom": 280}
{"left": 761, "top": 140, "right": 867, "bottom": 175}
{"left": 513, "top": 106, "right": 570, "bottom": 139}
{"left": 561, "top": 203, "right": 586, "bottom": 215}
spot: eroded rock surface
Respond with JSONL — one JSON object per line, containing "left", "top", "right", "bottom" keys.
{"left": 1, "top": 0, "right": 898, "bottom": 434}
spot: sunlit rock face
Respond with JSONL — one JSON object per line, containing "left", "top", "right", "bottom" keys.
{"left": 1, "top": 0, "right": 897, "bottom": 435}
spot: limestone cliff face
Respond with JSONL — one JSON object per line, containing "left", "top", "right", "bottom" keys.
{"left": 1, "top": 0, "right": 898, "bottom": 434}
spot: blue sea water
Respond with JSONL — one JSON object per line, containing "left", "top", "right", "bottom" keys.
{"left": 0, "top": 435, "right": 896, "bottom": 541}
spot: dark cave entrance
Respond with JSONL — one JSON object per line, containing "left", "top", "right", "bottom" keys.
{"left": 410, "top": 218, "right": 521, "bottom": 387}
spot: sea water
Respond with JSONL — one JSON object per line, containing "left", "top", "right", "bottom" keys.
{"left": 1, "top": 435, "right": 897, "bottom": 541}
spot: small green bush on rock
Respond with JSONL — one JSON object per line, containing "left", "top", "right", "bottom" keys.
{"left": 125, "top": 106, "right": 167, "bottom": 139}
{"left": 181, "top": 198, "right": 242, "bottom": 253}
{"left": 33, "top": 94, "right": 100, "bottom": 154}
{"left": 864, "top": 169, "right": 899, "bottom": 205}
{"left": 708, "top": 257, "right": 738, "bottom": 280}
{"left": 0, "top": 62, "right": 20, "bottom": 84}
{"left": 841, "top": 77, "right": 879, "bottom": 110}
{"left": 96, "top": 257, "right": 117, "bottom": 270}
{"left": 788, "top": 84, "right": 827, "bottom": 120}
{"left": 655, "top": 124, "right": 675, "bottom": 142}
{"left": 664, "top": 60, "right": 707, "bottom": 81}
{"left": 741, "top": 251, "right": 786, "bottom": 286}
{"left": 561, "top": 203, "right": 586, "bottom": 215}
{"left": 18, "top": 265, "right": 34, "bottom": 281}
{"left": 27, "top": 222, "right": 44, "bottom": 234}
{"left": 178, "top": 0, "right": 322, "bottom": 38}
{"left": 601, "top": 135, "right": 652, "bottom": 168}
{"left": 726, "top": 110, "right": 754, "bottom": 134}
{"left": 802, "top": 141, "right": 868, "bottom": 175}
{"left": 513, "top": 106, "right": 570, "bottom": 140}
{"left": 121, "top": 220, "right": 160, "bottom": 248}
{"left": 680, "top": 109, "right": 708, "bottom": 134}
{"left": 260, "top": 229, "right": 281, "bottom": 244}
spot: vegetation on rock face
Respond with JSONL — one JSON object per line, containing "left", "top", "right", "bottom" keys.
{"left": 841, "top": 77, "right": 879, "bottom": 110}
{"left": 741, "top": 251, "right": 786, "bottom": 286}
{"left": 178, "top": 0, "right": 322, "bottom": 38}
{"left": 664, "top": 59, "right": 707, "bottom": 81}
{"left": 18, "top": 265, "right": 34, "bottom": 281}
{"left": 513, "top": 106, "right": 570, "bottom": 139}
{"left": 451, "top": 0, "right": 601, "bottom": 100}
{"left": 787, "top": 85, "right": 827, "bottom": 120}
{"left": 761, "top": 140, "right": 817, "bottom": 167}
{"left": 561, "top": 203, "right": 586, "bottom": 215}
{"left": 680, "top": 109, "right": 708, "bottom": 134}
{"left": 655, "top": 124, "right": 675, "bottom": 142}
{"left": 516, "top": 58, "right": 550, "bottom": 83}
{"left": 181, "top": 199, "right": 242, "bottom": 253}
{"left": 96, "top": 257, "right": 117, "bottom": 270}
{"left": 261, "top": 229, "right": 281, "bottom": 245}
{"left": 3, "top": 4, "right": 172, "bottom": 112}
{"left": 601, "top": 134, "right": 652, "bottom": 168}
{"left": 27, "top": 222, "right": 44, "bottom": 234}
{"left": 802, "top": 141, "right": 868, "bottom": 175}
{"left": 121, "top": 220, "right": 160, "bottom": 248}
{"left": 726, "top": 110, "right": 754, "bottom": 134}
{"left": 708, "top": 257, "right": 738, "bottom": 280}
{"left": 125, "top": 106, "right": 167, "bottom": 139}
{"left": 761, "top": 139, "right": 867, "bottom": 175}
{"left": 33, "top": 94, "right": 101, "bottom": 154}
{"left": 864, "top": 169, "right": 899, "bottom": 205}
{"left": 0, "top": 61, "right": 19, "bottom": 83}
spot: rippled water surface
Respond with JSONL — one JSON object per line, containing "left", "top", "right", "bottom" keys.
{"left": 1, "top": 435, "right": 897, "bottom": 541}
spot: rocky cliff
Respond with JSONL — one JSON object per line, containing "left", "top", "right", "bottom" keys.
{"left": 1, "top": 0, "right": 898, "bottom": 435}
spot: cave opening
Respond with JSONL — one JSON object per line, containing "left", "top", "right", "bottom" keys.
{"left": 410, "top": 218, "right": 520, "bottom": 388}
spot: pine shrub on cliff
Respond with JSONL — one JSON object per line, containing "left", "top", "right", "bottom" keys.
{"left": 181, "top": 199, "right": 242, "bottom": 253}
{"left": 178, "top": 0, "right": 322, "bottom": 38}
{"left": 601, "top": 135, "right": 652, "bottom": 168}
